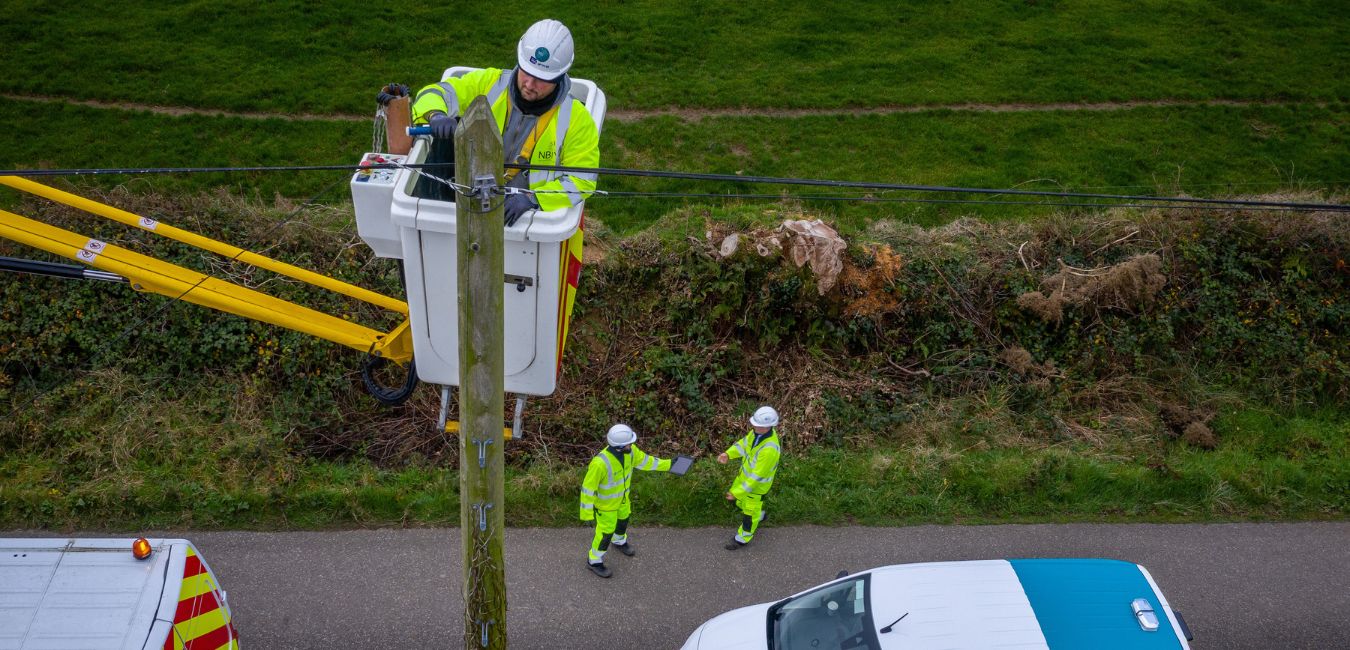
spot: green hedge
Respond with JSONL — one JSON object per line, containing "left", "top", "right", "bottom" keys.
{"left": 3, "top": 192, "right": 1344, "bottom": 460}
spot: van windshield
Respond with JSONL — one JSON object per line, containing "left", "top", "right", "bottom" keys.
{"left": 767, "top": 574, "right": 879, "bottom": 650}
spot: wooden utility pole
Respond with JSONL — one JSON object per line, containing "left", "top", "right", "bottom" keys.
{"left": 455, "top": 96, "right": 507, "bottom": 649}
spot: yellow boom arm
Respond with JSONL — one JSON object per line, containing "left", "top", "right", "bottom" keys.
{"left": 0, "top": 178, "right": 411, "bottom": 363}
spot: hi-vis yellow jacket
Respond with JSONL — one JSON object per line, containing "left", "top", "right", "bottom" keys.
{"left": 579, "top": 446, "right": 671, "bottom": 520}
{"left": 411, "top": 67, "right": 600, "bottom": 212}
{"left": 726, "top": 428, "right": 781, "bottom": 499}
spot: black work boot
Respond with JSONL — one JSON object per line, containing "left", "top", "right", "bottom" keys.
{"left": 588, "top": 562, "right": 612, "bottom": 578}
{"left": 614, "top": 541, "right": 636, "bottom": 557}
{"left": 724, "top": 538, "right": 747, "bottom": 551}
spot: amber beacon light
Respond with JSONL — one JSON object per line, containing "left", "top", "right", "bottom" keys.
{"left": 131, "top": 537, "right": 153, "bottom": 560}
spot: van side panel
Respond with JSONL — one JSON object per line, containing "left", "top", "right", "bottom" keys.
{"left": 147, "top": 543, "right": 188, "bottom": 650}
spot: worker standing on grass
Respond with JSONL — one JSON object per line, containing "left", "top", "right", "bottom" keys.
{"left": 408, "top": 18, "right": 600, "bottom": 225}
{"left": 579, "top": 424, "right": 673, "bottom": 578}
{"left": 717, "top": 406, "right": 782, "bottom": 550}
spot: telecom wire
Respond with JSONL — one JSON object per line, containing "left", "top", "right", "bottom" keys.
{"left": 5, "top": 164, "right": 398, "bottom": 177}
{"left": 515, "top": 164, "right": 1350, "bottom": 212}
{"left": 7, "top": 164, "right": 1341, "bottom": 192}
{"left": 578, "top": 190, "right": 1340, "bottom": 213}
{"left": 3, "top": 163, "right": 1347, "bottom": 212}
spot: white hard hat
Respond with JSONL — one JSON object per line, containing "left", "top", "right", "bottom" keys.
{"left": 607, "top": 423, "right": 637, "bottom": 446}
{"left": 517, "top": 19, "right": 574, "bottom": 81}
{"left": 750, "top": 406, "right": 779, "bottom": 428}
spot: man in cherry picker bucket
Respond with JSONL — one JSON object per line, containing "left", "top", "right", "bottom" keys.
{"left": 379, "top": 19, "right": 600, "bottom": 226}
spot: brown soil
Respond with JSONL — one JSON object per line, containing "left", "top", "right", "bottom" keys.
{"left": 838, "top": 244, "right": 904, "bottom": 318}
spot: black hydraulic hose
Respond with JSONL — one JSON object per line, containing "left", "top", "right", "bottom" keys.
{"left": 361, "top": 356, "right": 419, "bottom": 407}
{"left": 0, "top": 256, "right": 127, "bottom": 283}
{"left": 360, "top": 258, "right": 418, "bottom": 406}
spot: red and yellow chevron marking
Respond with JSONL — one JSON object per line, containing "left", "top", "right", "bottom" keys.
{"left": 163, "top": 547, "right": 239, "bottom": 650}
{"left": 555, "top": 215, "right": 586, "bottom": 375}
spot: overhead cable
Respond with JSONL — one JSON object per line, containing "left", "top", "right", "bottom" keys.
{"left": 513, "top": 164, "right": 1350, "bottom": 212}
{"left": 570, "top": 190, "right": 1340, "bottom": 212}
{"left": 3, "top": 164, "right": 1346, "bottom": 212}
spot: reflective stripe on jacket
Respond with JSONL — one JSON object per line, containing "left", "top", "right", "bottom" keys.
{"left": 726, "top": 429, "right": 781, "bottom": 499}
{"left": 579, "top": 445, "right": 671, "bottom": 516}
{"left": 411, "top": 67, "right": 600, "bottom": 212}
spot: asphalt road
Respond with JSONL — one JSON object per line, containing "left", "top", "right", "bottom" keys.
{"left": 12, "top": 522, "right": 1347, "bottom": 648}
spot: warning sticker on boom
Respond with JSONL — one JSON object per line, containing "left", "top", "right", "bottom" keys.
{"left": 77, "top": 238, "right": 107, "bottom": 263}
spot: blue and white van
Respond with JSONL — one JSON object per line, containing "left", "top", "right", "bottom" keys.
{"left": 681, "top": 558, "right": 1193, "bottom": 650}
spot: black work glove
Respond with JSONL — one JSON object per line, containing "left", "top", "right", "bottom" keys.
{"left": 428, "top": 112, "right": 458, "bottom": 139}
{"left": 375, "top": 83, "right": 409, "bottom": 106}
{"left": 503, "top": 192, "right": 539, "bottom": 227}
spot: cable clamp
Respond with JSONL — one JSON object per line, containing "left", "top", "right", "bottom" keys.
{"left": 471, "top": 175, "right": 497, "bottom": 211}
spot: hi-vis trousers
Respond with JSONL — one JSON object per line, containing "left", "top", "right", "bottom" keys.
{"left": 588, "top": 498, "right": 631, "bottom": 564}
{"left": 734, "top": 493, "right": 766, "bottom": 543}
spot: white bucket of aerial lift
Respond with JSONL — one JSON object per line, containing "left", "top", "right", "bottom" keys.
{"left": 383, "top": 67, "right": 606, "bottom": 396}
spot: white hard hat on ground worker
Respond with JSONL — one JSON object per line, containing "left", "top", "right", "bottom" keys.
{"left": 750, "top": 406, "right": 779, "bottom": 428}
{"left": 607, "top": 423, "right": 637, "bottom": 446}
{"left": 518, "top": 19, "right": 574, "bottom": 81}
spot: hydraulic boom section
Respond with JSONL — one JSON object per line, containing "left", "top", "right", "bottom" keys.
{"left": 0, "top": 177, "right": 413, "bottom": 373}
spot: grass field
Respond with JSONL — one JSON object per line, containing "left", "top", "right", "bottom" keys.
{"left": 3, "top": 98, "right": 1345, "bottom": 232}
{"left": 2, "top": 1, "right": 1345, "bottom": 112}
{"left": 2, "top": 2, "right": 1344, "bottom": 229}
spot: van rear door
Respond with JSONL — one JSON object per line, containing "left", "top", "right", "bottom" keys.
{"left": 157, "top": 543, "right": 238, "bottom": 650}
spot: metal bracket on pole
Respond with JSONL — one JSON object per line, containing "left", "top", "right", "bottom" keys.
{"left": 472, "top": 437, "right": 493, "bottom": 468}
{"left": 472, "top": 174, "right": 496, "bottom": 212}
{"left": 478, "top": 619, "right": 495, "bottom": 648}
{"left": 471, "top": 502, "right": 493, "bottom": 532}
{"left": 510, "top": 395, "right": 527, "bottom": 440}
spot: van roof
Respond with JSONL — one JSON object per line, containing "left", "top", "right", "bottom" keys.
{"left": 0, "top": 538, "right": 192, "bottom": 650}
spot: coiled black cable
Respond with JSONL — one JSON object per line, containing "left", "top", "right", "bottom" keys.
{"left": 361, "top": 355, "right": 419, "bottom": 406}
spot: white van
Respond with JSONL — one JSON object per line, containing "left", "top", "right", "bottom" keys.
{"left": 0, "top": 538, "right": 238, "bottom": 650}
{"left": 682, "top": 558, "right": 1193, "bottom": 650}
